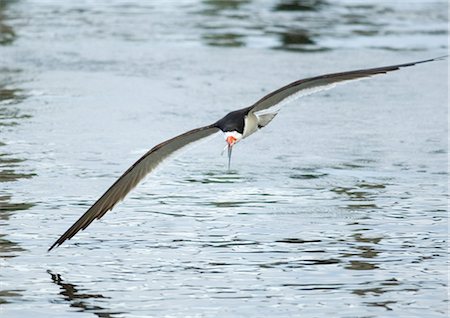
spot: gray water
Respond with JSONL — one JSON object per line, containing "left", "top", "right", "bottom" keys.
{"left": 0, "top": 1, "right": 448, "bottom": 317}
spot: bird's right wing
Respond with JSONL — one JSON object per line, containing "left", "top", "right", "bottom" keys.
{"left": 49, "top": 124, "right": 220, "bottom": 251}
{"left": 249, "top": 57, "right": 444, "bottom": 116}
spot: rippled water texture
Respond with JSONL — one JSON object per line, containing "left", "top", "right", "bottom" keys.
{"left": 0, "top": 1, "right": 448, "bottom": 317}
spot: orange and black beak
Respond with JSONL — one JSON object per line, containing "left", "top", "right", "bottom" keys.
{"left": 226, "top": 136, "right": 237, "bottom": 171}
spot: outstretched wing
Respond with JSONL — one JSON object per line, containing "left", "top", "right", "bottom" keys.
{"left": 49, "top": 124, "right": 220, "bottom": 251}
{"left": 249, "top": 57, "right": 444, "bottom": 115}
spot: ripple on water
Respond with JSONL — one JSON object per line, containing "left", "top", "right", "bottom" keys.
{"left": 183, "top": 170, "right": 249, "bottom": 184}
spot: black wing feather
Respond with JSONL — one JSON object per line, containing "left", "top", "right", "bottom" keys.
{"left": 250, "top": 57, "right": 445, "bottom": 114}
{"left": 49, "top": 125, "right": 219, "bottom": 251}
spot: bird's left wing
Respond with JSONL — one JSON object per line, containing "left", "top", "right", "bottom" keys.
{"left": 249, "top": 57, "right": 444, "bottom": 116}
{"left": 49, "top": 124, "right": 220, "bottom": 251}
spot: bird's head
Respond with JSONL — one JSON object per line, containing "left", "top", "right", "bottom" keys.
{"left": 226, "top": 135, "right": 237, "bottom": 147}
{"left": 224, "top": 131, "right": 242, "bottom": 147}
{"left": 224, "top": 131, "right": 242, "bottom": 171}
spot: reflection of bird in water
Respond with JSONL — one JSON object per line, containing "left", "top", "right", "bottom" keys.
{"left": 48, "top": 56, "right": 445, "bottom": 251}
{"left": 47, "top": 270, "right": 120, "bottom": 318}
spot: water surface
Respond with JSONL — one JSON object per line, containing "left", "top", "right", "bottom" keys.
{"left": 0, "top": 1, "right": 448, "bottom": 317}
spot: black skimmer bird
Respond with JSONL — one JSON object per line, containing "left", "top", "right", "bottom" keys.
{"left": 48, "top": 56, "right": 444, "bottom": 251}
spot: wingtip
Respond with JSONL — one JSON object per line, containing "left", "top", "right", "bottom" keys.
{"left": 417, "top": 55, "right": 447, "bottom": 64}
{"left": 432, "top": 55, "right": 448, "bottom": 62}
{"left": 393, "top": 55, "right": 447, "bottom": 72}
{"left": 47, "top": 241, "right": 60, "bottom": 252}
